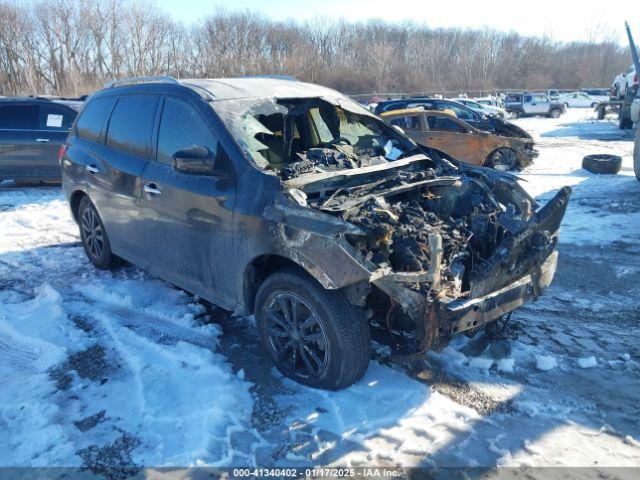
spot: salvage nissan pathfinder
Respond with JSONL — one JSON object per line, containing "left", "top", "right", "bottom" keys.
{"left": 62, "top": 77, "right": 571, "bottom": 389}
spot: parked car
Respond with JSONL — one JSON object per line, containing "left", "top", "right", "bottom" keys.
{"left": 474, "top": 96, "right": 503, "bottom": 107}
{"left": 503, "top": 93, "right": 565, "bottom": 118}
{"left": 374, "top": 97, "right": 533, "bottom": 140}
{"left": 0, "top": 97, "right": 81, "bottom": 185}
{"left": 580, "top": 88, "right": 610, "bottom": 103}
{"left": 448, "top": 98, "right": 507, "bottom": 118}
{"left": 558, "top": 91, "right": 600, "bottom": 108}
{"left": 547, "top": 89, "right": 560, "bottom": 100}
{"left": 619, "top": 64, "right": 638, "bottom": 99}
{"left": 381, "top": 108, "right": 537, "bottom": 171}
{"left": 62, "top": 76, "right": 570, "bottom": 390}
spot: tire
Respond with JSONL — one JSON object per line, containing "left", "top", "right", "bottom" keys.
{"left": 582, "top": 154, "right": 622, "bottom": 175}
{"left": 255, "top": 267, "right": 370, "bottom": 390}
{"left": 596, "top": 106, "right": 606, "bottom": 120}
{"left": 509, "top": 110, "right": 520, "bottom": 119}
{"left": 634, "top": 128, "right": 640, "bottom": 182}
{"left": 487, "top": 148, "right": 518, "bottom": 171}
{"left": 619, "top": 116, "right": 633, "bottom": 130}
{"left": 549, "top": 108, "right": 562, "bottom": 118}
{"left": 591, "top": 102, "right": 599, "bottom": 109}
{"left": 78, "top": 196, "right": 116, "bottom": 269}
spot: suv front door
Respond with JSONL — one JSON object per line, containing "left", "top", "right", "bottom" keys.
{"left": 140, "top": 95, "right": 237, "bottom": 304}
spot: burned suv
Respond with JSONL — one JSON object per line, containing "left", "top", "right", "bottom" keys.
{"left": 62, "top": 77, "right": 571, "bottom": 390}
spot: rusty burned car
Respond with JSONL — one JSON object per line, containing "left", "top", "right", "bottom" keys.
{"left": 381, "top": 108, "right": 538, "bottom": 171}
{"left": 62, "top": 77, "right": 571, "bottom": 390}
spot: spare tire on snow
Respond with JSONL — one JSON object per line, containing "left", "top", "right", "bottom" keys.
{"left": 582, "top": 154, "right": 622, "bottom": 175}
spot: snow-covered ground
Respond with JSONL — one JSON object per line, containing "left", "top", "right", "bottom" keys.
{"left": 1, "top": 109, "right": 639, "bottom": 471}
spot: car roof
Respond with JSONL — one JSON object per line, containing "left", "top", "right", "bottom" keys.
{"left": 0, "top": 96, "right": 83, "bottom": 111}
{"left": 381, "top": 108, "right": 459, "bottom": 119}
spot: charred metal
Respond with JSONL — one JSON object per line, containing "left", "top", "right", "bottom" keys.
{"left": 212, "top": 93, "right": 572, "bottom": 354}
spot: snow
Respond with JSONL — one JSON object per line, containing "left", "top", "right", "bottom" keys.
{"left": 535, "top": 355, "right": 558, "bottom": 371}
{"left": 1, "top": 109, "right": 639, "bottom": 469}
{"left": 0, "top": 190, "right": 257, "bottom": 466}
{"left": 497, "top": 358, "right": 515, "bottom": 373}
{"left": 577, "top": 356, "right": 598, "bottom": 368}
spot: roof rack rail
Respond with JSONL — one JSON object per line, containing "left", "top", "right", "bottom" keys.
{"left": 104, "top": 76, "right": 180, "bottom": 89}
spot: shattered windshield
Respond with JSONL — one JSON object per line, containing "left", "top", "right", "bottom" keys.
{"left": 211, "top": 96, "right": 419, "bottom": 180}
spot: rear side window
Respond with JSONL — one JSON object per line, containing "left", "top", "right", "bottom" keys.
{"left": 39, "top": 104, "right": 76, "bottom": 131}
{"left": 427, "top": 116, "right": 466, "bottom": 133}
{"left": 76, "top": 97, "right": 115, "bottom": 142}
{"left": 0, "top": 104, "right": 38, "bottom": 130}
{"left": 390, "top": 115, "right": 421, "bottom": 130}
{"left": 156, "top": 96, "right": 218, "bottom": 165}
{"left": 106, "top": 95, "right": 158, "bottom": 157}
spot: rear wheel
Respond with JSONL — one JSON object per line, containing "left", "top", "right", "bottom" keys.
{"left": 487, "top": 148, "right": 518, "bottom": 171}
{"left": 78, "top": 196, "right": 115, "bottom": 269}
{"left": 255, "top": 268, "right": 370, "bottom": 390}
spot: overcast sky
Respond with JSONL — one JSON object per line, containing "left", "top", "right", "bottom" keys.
{"left": 154, "top": 0, "right": 638, "bottom": 45}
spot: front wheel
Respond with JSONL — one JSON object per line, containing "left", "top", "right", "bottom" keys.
{"left": 549, "top": 108, "right": 562, "bottom": 118}
{"left": 487, "top": 148, "right": 518, "bottom": 171}
{"left": 78, "top": 196, "right": 115, "bottom": 270}
{"left": 255, "top": 268, "right": 371, "bottom": 390}
{"left": 509, "top": 110, "right": 520, "bottom": 119}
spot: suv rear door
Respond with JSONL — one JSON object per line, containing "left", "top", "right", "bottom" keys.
{"left": 423, "top": 114, "right": 485, "bottom": 165}
{"left": 36, "top": 102, "right": 77, "bottom": 180}
{"left": 86, "top": 93, "right": 159, "bottom": 265}
{"left": 140, "top": 95, "right": 237, "bottom": 304}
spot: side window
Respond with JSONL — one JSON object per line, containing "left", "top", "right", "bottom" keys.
{"left": 156, "top": 96, "right": 218, "bottom": 166}
{"left": 390, "top": 115, "right": 421, "bottom": 130}
{"left": 39, "top": 104, "right": 76, "bottom": 131}
{"left": 76, "top": 97, "right": 115, "bottom": 142}
{"left": 427, "top": 116, "right": 466, "bottom": 133}
{"left": 439, "top": 103, "right": 475, "bottom": 120}
{"left": 0, "top": 104, "right": 38, "bottom": 130}
{"left": 106, "top": 95, "right": 158, "bottom": 157}
{"left": 523, "top": 95, "right": 533, "bottom": 103}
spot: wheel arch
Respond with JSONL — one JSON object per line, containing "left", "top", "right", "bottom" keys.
{"left": 69, "top": 189, "right": 89, "bottom": 222}
{"left": 243, "top": 253, "right": 312, "bottom": 315}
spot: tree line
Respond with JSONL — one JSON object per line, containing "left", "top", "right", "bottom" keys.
{"left": 0, "top": 0, "right": 632, "bottom": 98}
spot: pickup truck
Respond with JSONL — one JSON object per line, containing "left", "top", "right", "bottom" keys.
{"left": 504, "top": 93, "right": 566, "bottom": 118}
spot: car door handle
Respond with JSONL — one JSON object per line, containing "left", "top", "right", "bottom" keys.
{"left": 144, "top": 183, "right": 162, "bottom": 195}
{"left": 86, "top": 165, "right": 99, "bottom": 174}
{"left": 35, "top": 138, "right": 50, "bottom": 143}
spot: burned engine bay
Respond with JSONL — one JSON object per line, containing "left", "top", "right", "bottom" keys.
{"left": 213, "top": 95, "right": 571, "bottom": 350}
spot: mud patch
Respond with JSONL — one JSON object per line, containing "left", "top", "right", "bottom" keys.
{"left": 76, "top": 432, "right": 141, "bottom": 480}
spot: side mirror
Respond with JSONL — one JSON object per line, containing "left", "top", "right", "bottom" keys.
{"left": 172, "top": 145, "right": 215, "bottom": 175}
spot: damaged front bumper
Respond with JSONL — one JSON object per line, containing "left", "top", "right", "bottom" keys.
{"left": 444, "top": 250, "right": 557, "bottom": 334}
